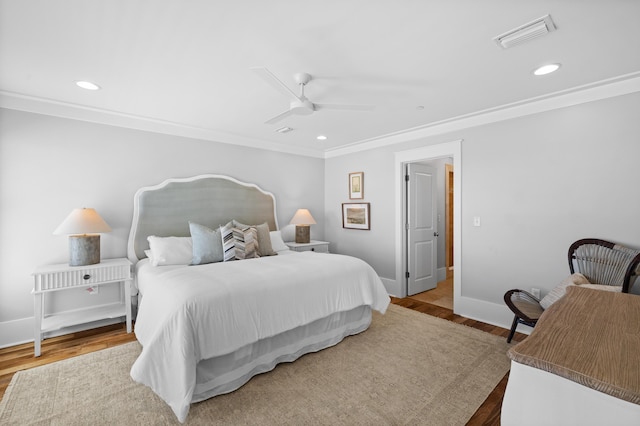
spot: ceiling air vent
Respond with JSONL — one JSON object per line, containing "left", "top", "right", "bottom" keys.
{"left": 494, "top": 14, "right": 556, "bottom": 49}
{"left": 275, "top": 126, "right": 294, "bottom": 133}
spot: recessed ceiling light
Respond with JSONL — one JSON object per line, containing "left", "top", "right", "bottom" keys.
{"left": 533, "top": 63, "right": 560, "bottom": 76}
{"left": 316, "top": 135, "right": 327, "bottom": 140}
{"left": 75, "top": 80, "right": 101, "bottom": 90}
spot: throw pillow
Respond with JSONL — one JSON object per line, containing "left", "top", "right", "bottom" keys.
{"left": 147, "top": 236, "right": 193, "bottom": 266}
{"left": 188, "top": 222, "right": 223, "bottom": 265}
{"left": 269, "top": 230, "right": 289, "bottom": 253}
{"left": 233, "top": 226, "right": 258, "bottom": 259}
{"left": 539, "top": 273, "right": 590, "bottom": 310}
{"left": 232, "top": 220, "right": 276, "bottom": 256}
{"left": 221, "top": 221, "right": 236, "bottom": 262}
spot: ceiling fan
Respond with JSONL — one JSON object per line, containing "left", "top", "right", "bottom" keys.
{"left": 251, "top": 67, "right": 375, "bottom": 125}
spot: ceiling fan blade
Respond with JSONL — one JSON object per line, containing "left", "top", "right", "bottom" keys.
{"left": 265, "top": 108, "right": 296, "bottom": 125}
{"left": 251, "top": 67, "right": 301, "bottom": 102}
{"left": 314, "top": 103, "right": 376, "bottom": 112}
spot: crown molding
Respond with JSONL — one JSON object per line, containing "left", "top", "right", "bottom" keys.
{"left": 0, "top": 91, "right": 325, "bottom": 159}
{"left": 2, "top": 71, "right": 639, "bottom": 161}
{"left": 324, "top": 72, "right": 640, "bottom": 158}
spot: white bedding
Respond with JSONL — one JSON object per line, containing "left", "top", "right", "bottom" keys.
{"left": 130, "top": 251, "right": 390, "bottom": 422}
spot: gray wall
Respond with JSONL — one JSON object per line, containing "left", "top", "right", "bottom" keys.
{"left": 325, "top": 91, "right": 640, "bottom": 324}
{"left": 2, "top": 89, "right": 639, "bottom": 346}
{"left": 0, "top": 108, "right": 324, "bottom": 346}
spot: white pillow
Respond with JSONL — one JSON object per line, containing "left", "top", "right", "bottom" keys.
{"left": 579, "top": 284, "right": 622, "bottom": 292}
{"left": 539, "top": 273, "right": 590, "bottom": 309}
{"left": 269, "top": 230, "right": 290, "bottom": 252}
{"left": 147, "top": 236, "right": 193, "bottom": 266}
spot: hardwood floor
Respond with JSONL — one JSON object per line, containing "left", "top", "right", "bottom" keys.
{"left": 0, "top": 298, "right": 526, "bottom": 425}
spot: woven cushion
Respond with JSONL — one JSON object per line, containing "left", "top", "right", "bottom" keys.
{"left": 539, "top": 273, "right": 590, "bottom": 310}
{"left": 233, "top": 226, "right": 258, "bottom": 260}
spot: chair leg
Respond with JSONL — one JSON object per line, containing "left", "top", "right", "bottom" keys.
{"left": 507, "top": 315, "right": 519, "bottom": 343}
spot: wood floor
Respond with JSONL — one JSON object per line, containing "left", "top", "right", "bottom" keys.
{"left": 0, "top": 297, "right": 526, "bottom": 425}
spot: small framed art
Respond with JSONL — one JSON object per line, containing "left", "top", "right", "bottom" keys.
{"left": 349, "top": 172, "right": 364, "bottom": 199}
{"left": 342, "top": 203, "right": 370, "bottom": 230}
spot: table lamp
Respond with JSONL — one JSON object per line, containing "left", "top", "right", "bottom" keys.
{"left": 54, "top": 208, "right": 112, "bottom": 266}
{"left": 290, "top": 209, "right": 316, "bottom": 244}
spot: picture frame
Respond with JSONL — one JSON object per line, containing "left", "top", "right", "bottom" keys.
{"left": 342, "top": 203, "right": 370, "bottom": 230}
{"left": 349, "top": 172, "right": 364, "bottom": 199}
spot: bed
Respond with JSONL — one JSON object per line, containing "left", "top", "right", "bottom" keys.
{"left": 126, "top": 175, "right": 390, "bottom": 422}
{"left": 501, "top": 285, "right": 640, "bottom": 425}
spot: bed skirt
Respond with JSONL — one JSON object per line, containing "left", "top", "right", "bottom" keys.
{"left": 191, "top": 305, "right": 372, "bottom": 403}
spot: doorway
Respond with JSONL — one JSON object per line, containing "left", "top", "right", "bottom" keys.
{"left": 394, "top": 140, "right": 462, "bottom": 309}
{"left": 405, "top": 159, "right": 453, "bottom": 307}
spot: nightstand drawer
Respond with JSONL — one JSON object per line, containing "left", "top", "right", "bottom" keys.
{"left": 33, "top": 259, "right": 131, "bottom": 292}
{"left": 285, "top": 240, "right": 330, "bottom": 253}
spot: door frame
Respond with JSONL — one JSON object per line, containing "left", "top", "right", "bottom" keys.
{"left": 394, "top": 139, "right": 462, "bottom": 310}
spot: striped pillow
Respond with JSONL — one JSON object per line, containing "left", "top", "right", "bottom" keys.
{"left": 233, "top": 226, "right": 259, "bottom": 260}
{"left": 221, "top": 221, "right": 236, "bottom": 262}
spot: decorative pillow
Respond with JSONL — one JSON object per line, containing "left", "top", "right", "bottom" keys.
{"left": 233, "top": 226, "right": 258, "bottom": 260}
{"left": 146, "top": 236, "right": 193, "bottom": 266}
{"left": 233, "top": 220, "right": 276, "bottom": 256}
{"left": 221, "top": 221, "right": 236, "bottom": 262}
{"left": 189, "top": 222, "right": 223, "bottom": 265}
{"left": 579, "top": 284, "right": 622, "bottom": 292}
{"left": 269, "top": 230, "right": 289, "bottom": 253}
{"left": 539, "top": 273, "right": 590, "bottom": 310}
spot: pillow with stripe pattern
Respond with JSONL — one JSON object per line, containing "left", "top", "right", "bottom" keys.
{"left": 221, "top": 221, "right": 236, "bottom": 262}
{"left": 233, "top": 226, "right": 259, "bottom": 260}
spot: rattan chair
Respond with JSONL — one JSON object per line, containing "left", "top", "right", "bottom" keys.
{"left": 504, "top": 238, "right": 640, "bottom": 343}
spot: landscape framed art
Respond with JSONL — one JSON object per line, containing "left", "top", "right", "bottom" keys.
{"left": 342, "top": 203, "right": 370, "bottom": 230}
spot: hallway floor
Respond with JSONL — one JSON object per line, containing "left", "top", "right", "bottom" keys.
{"left": 408, "top": 274, "right": 453, "bottom": 309}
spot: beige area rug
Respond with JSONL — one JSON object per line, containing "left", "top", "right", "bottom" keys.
{"left": 0, "top": 305, "right": 510, "bottom": 425}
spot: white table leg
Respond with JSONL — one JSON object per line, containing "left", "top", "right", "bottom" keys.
{"left": 124, "top": 279, "right": 132, "bottom": 333}
{"left": 33, "top": 292, "right": 42, "bottom": 357}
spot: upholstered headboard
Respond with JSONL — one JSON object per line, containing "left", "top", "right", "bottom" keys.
{"left": 127, "top": 175, "right": 278, "bottom": 263}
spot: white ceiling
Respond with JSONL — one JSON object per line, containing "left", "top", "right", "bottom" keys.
{"left": 1, "top": 1, "right": 640, "bottom": 157}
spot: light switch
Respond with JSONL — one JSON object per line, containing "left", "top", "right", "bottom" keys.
{"left": 473, "top": 216, "right": 481, "bottom": 227}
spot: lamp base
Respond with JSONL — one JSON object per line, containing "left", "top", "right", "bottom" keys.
{"left": 69, "top": 235, "right": 100, "bottom": 266}
{"left": 295, "top": 225, "right": 310, "bottom": 244}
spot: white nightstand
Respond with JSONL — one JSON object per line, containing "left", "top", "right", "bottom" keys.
{"left": 285, "top": 240, "right": 330, "bottom": 253}
{"left": 32, "top": 258, "right": 133, "bottom": 357}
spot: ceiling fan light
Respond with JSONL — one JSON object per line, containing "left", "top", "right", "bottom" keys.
{"left": 533, "top": 63, "right": 560, "bottom": 76}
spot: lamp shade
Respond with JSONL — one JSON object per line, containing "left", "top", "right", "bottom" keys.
{"left": 53, "top": 208, "right": 112, "bottom": 235}
{"left": 289, "top": 209, "right": 316, "bottom": 225}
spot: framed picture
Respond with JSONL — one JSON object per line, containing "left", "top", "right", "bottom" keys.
{"left": 342, "top": 203, "right": 370, "bottom": 230}
{"left": 349, "top": 172, "right": 364, "bottom": 199}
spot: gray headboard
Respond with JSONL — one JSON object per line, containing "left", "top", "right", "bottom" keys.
{"left": 127, "top": 174, "right": 278, "bottom": 263}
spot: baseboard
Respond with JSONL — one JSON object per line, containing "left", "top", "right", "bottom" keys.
{"left": 455, "top": 296, "right": 533, "bottom": 336}
{"left": 0, "top": 316, "right": 126, "bottom": 350}
{"left": 379, "top": 277, "right": 401, "bottom": 298}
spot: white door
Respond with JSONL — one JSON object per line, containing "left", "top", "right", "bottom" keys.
{"left": 406, "top": 163, "right": 437, "bottom": 295}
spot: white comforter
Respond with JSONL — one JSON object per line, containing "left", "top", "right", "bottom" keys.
{"left": 130, "top": 251, "right": 390, "bottom": 422}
